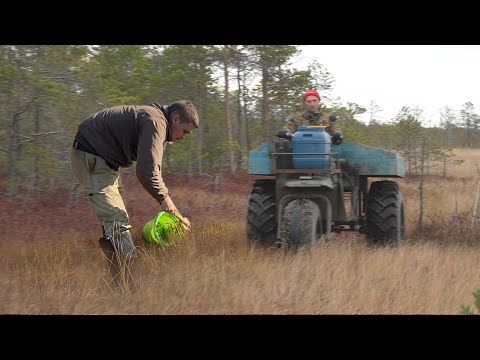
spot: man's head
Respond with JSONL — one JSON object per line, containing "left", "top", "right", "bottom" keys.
{"left": 303, "top": 89, "right": 321, "bottom": 113}
{"left": 169, "top": 100, "right": 199, "bottom": 142}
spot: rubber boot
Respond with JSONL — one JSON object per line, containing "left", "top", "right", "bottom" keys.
{"left": 110, "top": 229, "right": 137, "bottom": 263}
{"left": 98, "top": 236, "right": 122, "bottom": 290}
{"left": 99, "top": 227, "right": 137, "bottom": 293}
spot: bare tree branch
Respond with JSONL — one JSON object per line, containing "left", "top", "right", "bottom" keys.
{"left": 18, "top": 131, "right": 67, "bottom": 145}
{"left": 29, "top": 131, "right": 66, "bottom": 137}
{"left": 44, "top": 76, "right": 75, "bottom": 81}
{"left": 14, "top": 101, "right": 33, "bottom": 117}
{"left": 18, "top": 134, "right": 33, "bottom": 140}
{"left": 12, "top": 96, "right": 39, "bottom": 125}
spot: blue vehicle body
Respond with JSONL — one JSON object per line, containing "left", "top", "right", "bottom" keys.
{"left": 248, "top": 142, "right": 405, "bottom": 178}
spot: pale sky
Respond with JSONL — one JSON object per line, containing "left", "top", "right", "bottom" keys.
{"left": 294, "top": 45, "right": 480, "bottom": 126}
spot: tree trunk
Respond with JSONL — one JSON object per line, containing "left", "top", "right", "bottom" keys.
{"left": 223, "top": 46, "right": 235, "bottom": 173}
{"left": 242, "top": 75, "right": 251, "bottom": 151}
{"left": 236, "top": 66, "right": 243, "bottom": 170}
{"left": 261, "top": 65, "right": 269, "bottom": 142}
{"left": 6, "top": 101, "right": 28, "bottom": 198}
{"left": 31, "top": 105, "right": 41, "bottom": 200}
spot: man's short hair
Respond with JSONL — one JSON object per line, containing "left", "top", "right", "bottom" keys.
{"left": 170, "top": 100, "right": 200, "bottom": 128}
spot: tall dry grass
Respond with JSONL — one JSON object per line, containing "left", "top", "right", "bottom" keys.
{"left": 1, "top": 149, "right": 480, "bottom": 314}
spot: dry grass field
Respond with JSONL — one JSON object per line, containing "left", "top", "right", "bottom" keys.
{"left": 1, "top": 149, "right": 480, "bottom": 315}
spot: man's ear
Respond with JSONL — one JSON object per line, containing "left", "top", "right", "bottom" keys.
{"left": 172, "top": 112, "right": 181, "bottom": 123}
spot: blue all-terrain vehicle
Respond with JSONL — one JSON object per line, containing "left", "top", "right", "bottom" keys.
{"left": 246, "top": 125, "right": 406, "bottom": 247}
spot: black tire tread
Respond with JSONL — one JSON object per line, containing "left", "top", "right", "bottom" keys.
{"left": 365, "top": 180, "right": 405, "bottom": 245}
{"left": 247, "top": 179, "right": 277, "bottom": 246}
{"left": 280, "top": 199, "right": 320, "bottom": 247}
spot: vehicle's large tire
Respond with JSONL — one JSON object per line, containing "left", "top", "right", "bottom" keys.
{"left": 247, "top": 179, "right": 277, "bottom": 246}
{"left": 365, "top": 180, "right": 405, "bottom": 245}
{"left": 280, "top": 199, "right": 321, "bottom": 247}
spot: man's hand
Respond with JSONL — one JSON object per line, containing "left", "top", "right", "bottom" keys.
{"left": 331, "top": 131, "right": 343, "bottom": 145}
{"left": 277, "top": 130, "right": 292, "bottom": 140}
{"left": 164, "top": 195, "right": 191, "bottom": 230}
{"left": 176, "top": 214, "right": 191, "bottom": 231}
{"left": 163, "top": 195, "right": 178, "bottom": 214}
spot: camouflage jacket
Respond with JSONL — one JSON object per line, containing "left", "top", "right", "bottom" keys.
{"left": 283, "top": 110, "right": 340, "bottom": 134}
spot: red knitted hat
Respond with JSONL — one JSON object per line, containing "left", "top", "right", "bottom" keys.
{"left": 303, "top": 89, "right": 320, "bottom": 101}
